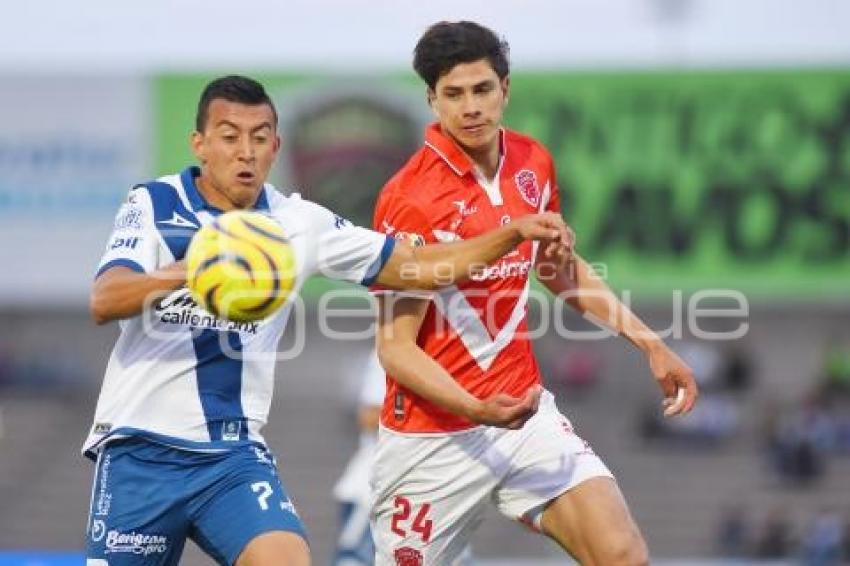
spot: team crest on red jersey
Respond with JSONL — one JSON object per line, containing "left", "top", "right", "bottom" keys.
{"left": 394, "top": 546, "right": 423, "bottom": 566}
{"left": 514, "top": 169, "right": 540, "bottom": 208}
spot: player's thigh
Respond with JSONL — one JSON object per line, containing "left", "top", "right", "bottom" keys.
{"left": 189, "top": 446, "right": 309, "bottom": 566}
{"left": 235, "top": 531, "right": 310, "bottom": 566}
{"left": 493, "top": 390, "right": 615, "bottom": 529}
{"left": 371, "top": 431, "right": 493, "bottom": 566}
{"left": 541, "top": 477, "right": 648, "bottom": 566}
{"left": 85, "top": 441, "right": 189, "bottom": 565}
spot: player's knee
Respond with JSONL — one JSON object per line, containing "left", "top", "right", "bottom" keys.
{"left": 597, "top": 529, "right": 648, "bottom": 566}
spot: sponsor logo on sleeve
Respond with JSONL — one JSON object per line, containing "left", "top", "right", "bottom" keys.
{"left": 113, "top": 206, "right": 144, "bottom": 231}
{"left": 108, "top": 237, "right": 141, "bottom": 251}
{"left": 333, "top": 214, "right": 351, "bottom": 229}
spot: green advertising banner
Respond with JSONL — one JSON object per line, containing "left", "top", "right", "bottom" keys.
{"left": 507, "top": 71, "right": 850, "bottom": 300}
{"left": 155, "top": 71, "right": 850, "bottom": 301}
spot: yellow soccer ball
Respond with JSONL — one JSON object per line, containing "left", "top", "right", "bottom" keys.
{"left": 186, "top": 210, "right": 296, "bottom": 322}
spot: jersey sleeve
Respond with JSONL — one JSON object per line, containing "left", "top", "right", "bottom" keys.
{"left": 373, "top": 191, "right": 436, "bottom": 246}
{"left": 95, "top": 185, "right": 160, "bottom": 278}
{"left": 301, "top": 200, "right": 395, "bottom": 286}
{"left": 369, "top": 192, "right": 437, "bottom": 294}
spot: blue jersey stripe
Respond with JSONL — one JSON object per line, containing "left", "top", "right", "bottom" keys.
{"left": 145, "top": 181, "right": 201, "bottom": 261}
{"left": 191, "top": 329, "right": 248, "bottom": 442}
{"left": 181, "top": 166, "right": 207, "bottom": 212}
{"left": 361, "top": 236, "right": 396, "bottom": 286}
{"left": 95, "top": 258, "right": 144, "bottom": 279}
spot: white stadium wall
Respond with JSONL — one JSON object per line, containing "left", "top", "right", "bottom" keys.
{"left": 0, "top": 0, "right": 848, "bottom": 72}
{"left": 0, "top": 77, "right": 152, "bottom": 306}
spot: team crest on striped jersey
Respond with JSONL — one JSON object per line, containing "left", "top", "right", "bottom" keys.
{"left": 514, "top": 169, "right": 540, "bottom": 207}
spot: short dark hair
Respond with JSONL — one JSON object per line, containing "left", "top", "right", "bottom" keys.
{"left": 413, "top": 21, "right": 510, "bottom": 90}
{"left": 195, "top": 75, "right": 278, "bottom": 132}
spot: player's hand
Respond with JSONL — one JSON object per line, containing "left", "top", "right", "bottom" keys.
{"left": 510, "top": 213, "right": 573, "bottom": 267}
{"left": 511, "top": 212, "right": 569, "bottom": 244}
{"left": 538, "top": 224, "right": 576, "bottom": 273}
{"left": 468, "top": 385, "right": 542, "bottom": 429}
{"left": 164, "top": 260, "right": 188, "bottom": 282}
{"left": 647, "top": 344, "right": 698, "bottom": 417}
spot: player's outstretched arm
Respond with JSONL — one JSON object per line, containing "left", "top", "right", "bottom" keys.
{"left": 373, "top": 212, "right": 569, "bottom": 290}
{"left": 90, "top": 263, "right": 186, "bottom": 324}
{"left": 376, "top": 294, "right": 541, "bottom": 428}
{"left": 537, "top": 253, "right": 698, "bottom": 417}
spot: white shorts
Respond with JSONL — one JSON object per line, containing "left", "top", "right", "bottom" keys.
{"left": 370, "top": 390, "right": 614, "bottom": 565}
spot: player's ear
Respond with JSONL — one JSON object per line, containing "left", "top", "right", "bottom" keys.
{"left": 501, "top": 76, "right": 511, "bottom": 106}
{"left": 426, "top": 87, "right": 439, "bottom": 117}
{"left": 191, "top": 131, "right": 206, "bottom": 164}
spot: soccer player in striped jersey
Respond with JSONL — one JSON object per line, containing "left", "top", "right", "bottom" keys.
{"left": 370, "top": 22, "right": 699, "bottom": 565}
{"left": 84, "top": 75, "right": 569, "bottom": 566}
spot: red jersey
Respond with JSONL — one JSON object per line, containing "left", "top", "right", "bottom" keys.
{"left": 373, "top": 124, "right": 562, "bottom": 433}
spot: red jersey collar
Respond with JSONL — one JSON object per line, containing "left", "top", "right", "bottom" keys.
{"left": 424, "top": 123, "right": 505, "bottom": 177}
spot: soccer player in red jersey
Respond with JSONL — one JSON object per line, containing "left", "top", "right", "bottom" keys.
{"left": 371, "top": 21, "right": 698, "bottom": 565}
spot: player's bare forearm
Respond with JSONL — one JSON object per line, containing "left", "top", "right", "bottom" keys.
{"left": 539, "top": 254, "right": 662, "bottom": 354}
{"left": 377, "top": 296, "right": 539, "bottom": 427}
{"left": 377, "top": 339, "right": 483, "bottom": 420}
{"left": 376, "top": 296, "right": 482, "bottom": 418}
{"left": 378, "top": 338, "right": 540, "bottom": 428}
{"left": 539, "top": 254, "right": 698, "bottom": 415}
{"left": 373, "top": 223, "right": 521, "bottom": 290}
{"left": 90, "top": 263, "right": 187, "bottom": 324}
{"left": 374, "top": 212, "right": 568, "bottom": 290}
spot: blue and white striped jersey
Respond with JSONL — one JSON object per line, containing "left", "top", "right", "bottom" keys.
{"left": 83, "top": 166, "right": 394, "bottom": 458}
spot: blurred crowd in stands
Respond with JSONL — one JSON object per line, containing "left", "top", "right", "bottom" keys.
{"left": 764, "top": 345, "right": 850, "bottom": 486}
{"left": 0, "top": 345, "right": 85, "bottom": 393}
{"left": 638, "top": 340, "right": 750, "bottom": 445}
{"left": 540, "top": 335, "right": 850, "bottom": 564}
{"left": 717, "top": 504, "right": 850, "bottom": 565}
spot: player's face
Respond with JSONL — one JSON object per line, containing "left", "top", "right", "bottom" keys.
{"left": 192, "top": 99, "right": 280, "bottom": 210}
{"left": 428, "top": 59, "right": 509, "bottom": 156}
